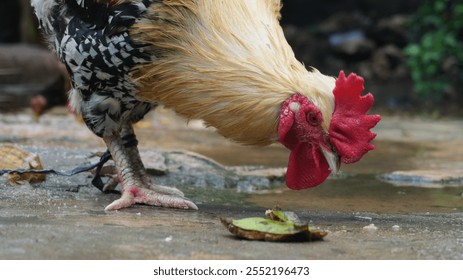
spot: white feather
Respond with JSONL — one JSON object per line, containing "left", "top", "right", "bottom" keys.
{"left": 31, "top": 0, "right": 59, "bottom": 32}
{"left": 68, "top": 88, "right": 83, "bottom": 115}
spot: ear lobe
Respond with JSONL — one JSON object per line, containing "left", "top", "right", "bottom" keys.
{"left": 278, "top": 102, "right": 296, "bottom": 148}
{"left": 278, "top": 94, "right": 308, "bottom": 149}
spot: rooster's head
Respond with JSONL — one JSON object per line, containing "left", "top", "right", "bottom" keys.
{"left": 278, "top": 71, "right": 381, "bottom": 189}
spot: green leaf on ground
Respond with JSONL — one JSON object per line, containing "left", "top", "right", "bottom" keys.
{"left": 220, "top": 209, "right": 327, "bottom": 242}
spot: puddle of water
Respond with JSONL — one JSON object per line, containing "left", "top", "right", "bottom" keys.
{"left": 246, "top": 175, "right": 463, "bottom": 214}
{"left": 192, "top": 140, "right": 424, "bottom": 175}
{"left": 179, "top": 139, "right": 463, "bottom": 214}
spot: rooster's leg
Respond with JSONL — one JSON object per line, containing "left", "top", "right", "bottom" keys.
{"left": 102, "top": 132, "right": 198, "bottom": 211}
{"left": 102, "top": 124, "right": 185, "bottom": 197}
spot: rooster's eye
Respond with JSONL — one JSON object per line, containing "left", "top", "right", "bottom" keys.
{"left": 306, "top": 112, "right": 320, "bottom": 126}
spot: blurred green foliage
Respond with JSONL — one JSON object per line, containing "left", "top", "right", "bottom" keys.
{"left": 404, "top": 0, "right": 463, "bottom": 100}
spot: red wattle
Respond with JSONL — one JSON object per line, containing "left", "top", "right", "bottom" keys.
{"left": 285, "top": 143, "right": 331, "bottom": 190}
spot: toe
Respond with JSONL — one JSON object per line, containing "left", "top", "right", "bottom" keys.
{"left": 135, "top": 188, "right": 198, "bottom": 210}
{"left": 104, "top": 196, "right": 135, "bottom": 211}
{"left": 102, "top": 175, "right": 120, "bottom": 192}
{"left": 147, "top": 184, "right": 185, "bottom": 197}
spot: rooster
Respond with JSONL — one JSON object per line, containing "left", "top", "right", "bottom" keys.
{"left": 31, "top": 0, "right": 380, "bottom": 211}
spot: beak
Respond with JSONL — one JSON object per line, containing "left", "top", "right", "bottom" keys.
{"left": 321, "top": 145, "right": 341, "bottom": 174}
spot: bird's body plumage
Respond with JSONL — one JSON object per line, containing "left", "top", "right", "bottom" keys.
{"left": 32, "top": 0, "right": 380, "bottom": 210}
{"left": 34, "top": 0, "right": 335, "bottom": 143}
{"left": 33, "top": 0, "right": 154, "bottom": 137}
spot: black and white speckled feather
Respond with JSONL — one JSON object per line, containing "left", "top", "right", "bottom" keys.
{"left": 32, "top": 0, "right": 155, "bottom": 137}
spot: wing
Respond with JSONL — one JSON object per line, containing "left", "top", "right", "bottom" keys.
{"left": 33, "top": 0, "right": 153, "bottom": 96}
{"left": 54, "top": 0, "right": 153, "bottom": 96}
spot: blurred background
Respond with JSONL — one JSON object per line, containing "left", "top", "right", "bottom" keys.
{"left": 0, "top": 0, "right": 462, "bottom": 116}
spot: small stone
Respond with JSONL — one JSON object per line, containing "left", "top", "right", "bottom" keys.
{"left": 363, "top": 224, "right": 378, "bottom": 231}
{"left": 165, "top": 236, "right": 173, "bottom": 242}
{"left": 140, "top": 150, "right": 167, "bottom": 175}
{"left": 392, "top": 225, "right": 400, "bottom": 231}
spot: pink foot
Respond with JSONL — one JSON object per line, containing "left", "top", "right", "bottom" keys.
{"left": 102, "top": 132, "right": 197, "bottom": 211}
{"left": 104, "top": 185, "right": 198, "bottom": 211}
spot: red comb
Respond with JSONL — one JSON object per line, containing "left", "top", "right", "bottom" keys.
{"left": 329, "top": 71, "right": 381, "bottom": 164}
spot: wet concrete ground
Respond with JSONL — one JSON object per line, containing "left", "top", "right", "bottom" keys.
{"left": 0, "top": 108, "right": 462, "bottom": 259}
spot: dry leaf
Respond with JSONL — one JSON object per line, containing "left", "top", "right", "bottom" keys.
{"left": 0, "top": 145, "right": 46, "bottom": 184}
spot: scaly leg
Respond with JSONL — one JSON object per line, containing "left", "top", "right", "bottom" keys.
{"left": 102, "top": 132, "right": 198, "bottom": 211}
{"left": 102, "top": 124, "right": 185, "bottom": 197}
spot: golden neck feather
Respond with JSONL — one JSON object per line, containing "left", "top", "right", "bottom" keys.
{"left": 131, "top": 0, "right": 335, "bottom": 146}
